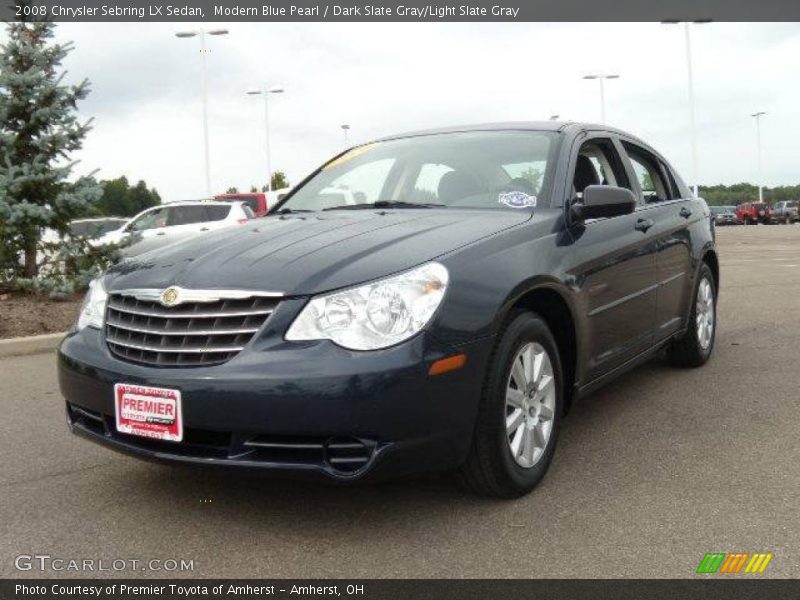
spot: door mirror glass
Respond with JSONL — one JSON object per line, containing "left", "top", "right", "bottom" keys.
{"left": 572, "top": 185, "right": 636, "bottom": 223}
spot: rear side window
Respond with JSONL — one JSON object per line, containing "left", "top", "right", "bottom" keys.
{"left": 168, "top": 205, "right": 210, "bottom": 226}
{"left": 622, "top": 143, "right": 675, "bottom": 203}
{"left": 205, "top": 204, "right": 231, "bottom": 221}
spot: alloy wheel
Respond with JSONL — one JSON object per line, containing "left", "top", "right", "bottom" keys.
{"left": 505, "top": 342, "right": 556, "bottom": 468}
{"left": 696, "top": 278, "right": 715, "bottom": 350}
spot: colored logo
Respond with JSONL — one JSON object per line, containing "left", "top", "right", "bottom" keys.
{"left": 697, "top": 552, "right": 773, "bottom": 574}
{"left": 161, "top": 287, "right": 180, "bottom": 306}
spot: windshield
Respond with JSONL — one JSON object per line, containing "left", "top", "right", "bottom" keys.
{"left": 278, "top": 131, "right": 556, "bottom": 212}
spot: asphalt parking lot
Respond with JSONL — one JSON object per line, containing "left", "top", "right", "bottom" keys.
{"left": 1, "top": 224, "right": 798, "bottom": 579}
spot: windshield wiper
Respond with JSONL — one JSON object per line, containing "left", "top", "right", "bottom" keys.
{"left": 323, "top": 200, "right": 446, "bottom": 211}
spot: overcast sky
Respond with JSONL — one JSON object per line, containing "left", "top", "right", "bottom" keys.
{"left": 19, "top": 22, "right": 800, "bottom": 200}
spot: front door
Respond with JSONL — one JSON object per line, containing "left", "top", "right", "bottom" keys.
{"left": 565, "top": 136, "right": 658, "bottom": 383}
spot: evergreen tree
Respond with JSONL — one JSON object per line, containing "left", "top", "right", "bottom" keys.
{"left": 0, "top": 21, "right": 101, "bottom": 279}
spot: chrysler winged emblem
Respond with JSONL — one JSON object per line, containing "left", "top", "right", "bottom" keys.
{"left": 160, "top": 287, "right": 180, "bottom": 306}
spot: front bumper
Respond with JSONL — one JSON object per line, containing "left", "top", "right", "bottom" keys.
{"left": 58, "top": 314, "right": 491, "bottom": 482}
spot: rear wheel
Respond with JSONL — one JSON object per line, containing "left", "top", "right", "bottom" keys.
{"left": 458, "top": 312, "right": 562, "bottom": 498}
{"left": 668, "top": 263, "right": 716, "bottom": 368}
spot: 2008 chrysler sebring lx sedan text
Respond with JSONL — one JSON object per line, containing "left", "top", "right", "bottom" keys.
{"left": 59, "top": 122, "right": 718, "bottom": 498}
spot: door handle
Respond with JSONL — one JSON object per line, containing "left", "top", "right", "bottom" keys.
{"left": 635, "top": 218, "right": 655, "bottom": 233}
{"left": 680, "top": 207, "right": 693, "bottom": 218}
{"left": 156, "top": 231, "right": 166, "bottom": 236}
{"left": 200, "top": 227, "right": 210, "bottom": 231}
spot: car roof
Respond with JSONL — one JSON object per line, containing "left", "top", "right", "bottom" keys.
{"left": 160, "top": 199, "right": 215, "bottom": 206}
{"left": 371, "top": 121, "right": 644, "bottom": 143}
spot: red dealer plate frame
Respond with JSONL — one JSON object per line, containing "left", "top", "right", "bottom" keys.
{"left": 114, "top": 383, "right": 183, "bottom": 442}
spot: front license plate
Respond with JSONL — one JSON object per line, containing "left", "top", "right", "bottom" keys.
{"left": 114, "top": 383, "right": 183, "bottom": 442}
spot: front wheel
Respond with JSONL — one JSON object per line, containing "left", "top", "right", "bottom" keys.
{"left": 668, "top": 263, "right": 716, "bottom": 368}
{"left": 458, "top": 312, "right": 563, "bottom": 498}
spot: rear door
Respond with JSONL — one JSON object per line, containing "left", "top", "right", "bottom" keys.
{"left": 619, "top": 140, "right": 694, "bottom": 342}
{"left": 566, "top": 134, "right": 658, "bottom": 382}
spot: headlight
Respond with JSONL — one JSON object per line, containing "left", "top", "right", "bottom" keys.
{"left": 286, "top": 262, "right": 449, "bottom": 351}
{"left": 76, "top": 278, "right": 108, "bottom": 331}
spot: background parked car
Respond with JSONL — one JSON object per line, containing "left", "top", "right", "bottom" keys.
{"left": 38, "top": 217, "right": 129, "bottom": 273}
{"left": 710, "top": 205, "right": 739, "bottom": 225}
{"left": 736, "top": 201, "right": 773, "bottom": 225}
{"left": 41, "top": 217, "right": 127, "bottom": 245}
{"left": 772, "top": 200, "right": 798, "bottom": 224}
{"left": 95, "top": 201, "right": 254, "bottom": 251}
{"left": 213, "top": 188, "right": 290, "bottom": 217}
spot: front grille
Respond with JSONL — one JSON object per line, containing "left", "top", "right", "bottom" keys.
{"left": 105, "top": 292, "right": 278, "bottom": 367}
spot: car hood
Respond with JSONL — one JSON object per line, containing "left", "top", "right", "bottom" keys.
{"left": 105, "top": 209, "right": 531, "bottom": 296}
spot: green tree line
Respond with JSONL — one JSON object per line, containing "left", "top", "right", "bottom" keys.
{"left": 94, "top": 176, "right": 161, "bottom": 217}
{"left": 698, "top": 183, "right": 800, "bottom": 206}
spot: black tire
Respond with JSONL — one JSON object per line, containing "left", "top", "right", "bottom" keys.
{"left": 458, "top": 312, "right": 563, "bottom": 498}
{"left": 668, "top": 263, "right": 716, "bottom": 368}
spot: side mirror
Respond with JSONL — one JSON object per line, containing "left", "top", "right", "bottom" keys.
{"left": 569, "top": 185, "right": 636, "bottom": 224}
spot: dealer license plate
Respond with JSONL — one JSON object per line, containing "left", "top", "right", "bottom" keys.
{"left": 114, "top": 383, "right": 183, "bottom": 442}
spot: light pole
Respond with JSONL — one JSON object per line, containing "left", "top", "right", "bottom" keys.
{"left": 175, "top": 28, "right": 229, "bottom": 197}
{"left": 341, "top": 124, "right": 351, "bottom": 146}
{"left": 247, "top": 86, "right": 285, "bottom": 192}
{"left": 663, "top": 20, "right": 710, "bottom": 197}
{"left": 752, "top": 111, "right": 766, "bottom": 202}
{"left": 582, "top": 74, "right": 619, "bottom": 125}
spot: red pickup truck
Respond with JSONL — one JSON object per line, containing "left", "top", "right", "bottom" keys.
{"left": 736, "top": 201, "right": 773, "bottom": 225}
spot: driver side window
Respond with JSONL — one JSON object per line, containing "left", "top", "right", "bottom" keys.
{"left": 128, "top": 208, "right": 167, "bottom": 232}
{"left": 571, "top": 139, "right": 629, "bottom": 199}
